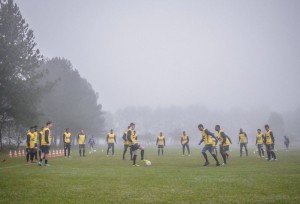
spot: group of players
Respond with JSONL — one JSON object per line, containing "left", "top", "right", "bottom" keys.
{"left": 26, "top": 120, "right": 278, "bottom": 167}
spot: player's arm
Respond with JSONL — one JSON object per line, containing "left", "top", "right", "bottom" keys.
{"left": 63, "top": 133, "right": 66, "bottom": 143}
{"left": 270, "top": 131, "right": 275, "bottom": 144}
{"left": 198, "top": 138, "right": 204, "bottom": 145}
{"left": 227, "top": 135, "right": 232, "bottom": 144}
{"left": 163, "top": 137, "right": 166, "bottom": 146}
{"left": 187, "top": 136, "right": 189, "bottom": 144}
{"left": 238, "top": 134, "right": 240, "bottom": 144}
{"left": 245, "top": 132, "right": 248, "bottom": 144}
{"left": 205, "top": 129, "right": 217, "bottom": 140}
{"left": 27, "top": 134, "right": 30, "bottom": 147}
{"left": 114, "top": 135, "right": 116, "bottom": 143}
{"left": 220, "top": 132, "right": 227, "bottom": 145}
{"left": 127, "top": 130, "right": 133, "bottom": 142}
{"left": 45, "top": 130, "right": 49, "bottom": 144}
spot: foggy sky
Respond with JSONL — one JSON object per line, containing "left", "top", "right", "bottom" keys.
{"left": 15, "top": 0, "right": 300, "bottom": 112}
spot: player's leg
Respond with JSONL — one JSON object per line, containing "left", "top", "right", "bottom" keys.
{"left": 26, "top": 148, "right": 30, "bottom": 162}
{"left": 83, "top": 144, "right": 85, "bottom": 156}
{"left": 123, "top": 145, "right": 127, "bottom": 160}
{"left": 186, "top": 144, "right": 190, "bottom": 155}
{"left": 182, "top": 144, "right": 185, "bottom": 155}
{"left": 257, "top": 144, "right": 261, "bottom": 157}
{"left": 158, "top": 147, "right": 160, "bottom": 156}
{"left": 106, "top": 144, "right": 110, "bottom": 155}
{"left": 112, "top": 144, "right": 115, "bottom": 156}
{"left": 162, "top": 146, "right": 164, "bottom": 155}
{"left": 79, "top": 145, "right": 82, "bottom": 156}
{"left": 245, "top": 144, "right": 248, "bottom": 156}
{"left": 240, "top": 144, "right": 243, "bottom": 157}
{"left": 139, "top": 145, "right": 145, "bottom": 160}
{"left": 202, "top": 145, "right": 209, "bottom": 165}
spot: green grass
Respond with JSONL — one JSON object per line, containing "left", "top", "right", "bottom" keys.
{"left": 1, "top": 148, "right": 300, "bottom": 204}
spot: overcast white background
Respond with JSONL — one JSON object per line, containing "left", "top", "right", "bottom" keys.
{"left": 15, "top": 0, "right": 300, "bottom": 112}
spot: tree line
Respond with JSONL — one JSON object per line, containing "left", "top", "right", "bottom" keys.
{"left": 0, "top": 0, "right": 104, "bottom": 150}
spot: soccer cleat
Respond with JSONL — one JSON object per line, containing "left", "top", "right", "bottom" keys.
{"left": 216, "top": 163, "right": 221, "bottom": 166}
{"left": 132, "top": 164, "right": 140, "bottom": 167}
{"left": 44, "top": 164, "right": 50, "bottom": 167}
{"left": 38, "top": 161, "right": 42, "bottom": 166}
{"left": 203, "top": 161, "right": 209, "bottom": 166}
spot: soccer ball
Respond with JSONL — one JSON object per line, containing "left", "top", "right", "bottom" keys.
{"left": 145, "top": 160, "right": 151, "bottom": 166}
{"left": 94, "top": 150, "right": 96, "bottom": 152}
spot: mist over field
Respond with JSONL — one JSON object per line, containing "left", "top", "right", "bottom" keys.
{"left": 2, "top": 0, "right": 299, "bottom": 149}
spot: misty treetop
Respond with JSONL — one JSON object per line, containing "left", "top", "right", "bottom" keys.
{"left": 39, "top": 58, "right": 105, "bottom": 137}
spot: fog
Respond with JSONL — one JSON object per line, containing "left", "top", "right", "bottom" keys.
{"left": 15, "top": 0, "right": 300, "bottom": 113}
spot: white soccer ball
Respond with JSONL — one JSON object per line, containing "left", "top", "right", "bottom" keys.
{"left": 145, "top": 160, "right": 151, "bottom": 166}
{"left": 94, "top": 150, "right": 96, "bottom": 152}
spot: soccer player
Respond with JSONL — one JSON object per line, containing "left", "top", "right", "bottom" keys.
{"left": 38, "top": 126, "right": 43, "bottom": 160}
{"left": 198, "top": 124, "right": 220, "bottom": 166}
{"left": 256, "top": 129, "right": 265, "bottom": 157}
{"left": 88, "top": 136, "right": 96, "bottom": 152}
{"left": 211, "top": 136, "right": 218, "bottom": 156}
{"left": 122, "top": 126, "right": 132, "bottom": 160}
{"left": 284, "top": 136, "right": 290, "bottom": 151}
{"left": 33, "top": 125, "right": 38, "bottom": 161}
{"left": 127, "top": 122, "right": 145, "bottom": 166}
{"left": 264, "top": 124, "right": 277, "bottom": 161}
{"left": 38, "top": 121, "right": 53, "bottom": 166}
{"left": 78, "top": 130, "right": 86, "bottom": 157}
{"left": 27, "top": 126, "right": 36, "bottom": 163}
{"left": 181, "top": 131, "right": 190, "bottom": 156}
{"left": 238, "top": 128, "right": 248, "bottom": 157}
{"left": 156, "top": 132, "right": 166, "bottom": 156}
{"left": 215, "top": 125, "right": 232, "bottom": 165}
{"left": 63, "top": 128, "right": 71, "bottom": 158}
{"left": 107, "top": 129, "right": 116, "bottom": 156}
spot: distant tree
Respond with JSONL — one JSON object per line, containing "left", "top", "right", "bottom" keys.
{"left": 267, "top": 112, "right": 285, "bottom": 139}
{"left": 0, "top": 0, "right": 43, "bottom": 149}
{"left": 38, "top": 58, "right": 104, "bottom": 143}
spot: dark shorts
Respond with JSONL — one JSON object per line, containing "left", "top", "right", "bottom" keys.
{"left": 221, "top": 145, "right": 229, "bottom": 152}
{"left": 266, "top": 144, "right": 274, "bottom": 151}
{"left": 79, "top": 144, "right": 85, "bottom": 149}
{"left": 240, "top": 143, "right": 247, "bottom": 148}
{"left": 202, "top": 144, "right": 213, "bottom": 153}
{"left": 131, "top": 143, "right": 141, "bottom": 151}
{"left": 41, "top": 145, "right": 50, "bottom": 154}
{"left": 158, "top": 145, "right": 164, "bottom": 148}
{"left": 108, "top": 143, "right": 114, "bottom": 148}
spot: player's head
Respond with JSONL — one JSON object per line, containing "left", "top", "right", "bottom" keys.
{"left": 198, "top": 124, "right": 204, "bottom": 131}
{"left": 80, "top": 130, "right": 84, "bottom": 134}
{"left": 66, "top": 128, "right": 69, "bottom": 132}
{"left": 215, "top": 125, "right": 220, "bottom": 131}
{"left": 30, "top": 126, "right": 35, "bottom": 132}
{"left": 130, "top": 122, "right": 135, "bottom": 130}
{"left": 239, "top": 128, "right": 243, "bottom": 133}
{"left": 110, "top": 129, "right": 113, "bottom": 133}
{"left": 33, "top": 125, "right": 38, "bottom": 131}
{"left": 183, "top": 131, "right": 186, "bottom": 135}
{"left": 264, "top": 124, "right": 269, "bottom": 131}
{"left": 257, "top": 129, "right": 261, "bottom": 133}
{"left": 160, "top": 132, "right": 163, "bottom": 136}
{"left": 46, "top": 121, "right": 53, "bottom": 128}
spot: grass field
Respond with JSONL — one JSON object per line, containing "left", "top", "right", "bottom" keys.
{"left": 1, "top": 147, "right": 300, "bottom": 204}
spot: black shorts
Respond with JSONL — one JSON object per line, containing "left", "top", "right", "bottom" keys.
{"left": 222, "top": 145, "right": 229, "bottom": 152}
{"left": 108, "top": 143, "right": 114, "bottom": 148}
{"left": 41, "top": 145, "right": 50, "bottom": 154}
{"left": 202, "top": 144, "right": 213, "bottom": 154}
{"left": 158, "top": 145, "right": 164, "bottom": 148}
{"left": 131, "top": 143, "right": 141, "bottom": 151}
{"left": 79, "top": 144, "right": 85, "bottom": 149}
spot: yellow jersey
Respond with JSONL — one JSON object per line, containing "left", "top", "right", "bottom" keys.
{"left": 157, "top": 135, "right": 165, "bottom": 145}
{"left": 78, "top": 134, "right": 86, "bottom": 145}
{"left": 239, "top": 133, "right": 247, "bottom": 143}
{"left": 41, "top": 127, "right": 51, "bottom": 146}
{"left": 27, "top": 131, "right": 36, "bottom": 148}
{"left": 64, "top": 132, "right": 71, "bottom": 143}
{"left": 256, "top": 133, "right": 264, "bottom": 145}
{"left": 265, "top": 130, "right": 273, "bottom": 144}
{"left": 202, "top": 129, "right": 213, "bottom": 145}
{"left": 217, "top": 130, "right": 230, "bottom": 146}
{"left": 107, "top": 133, "right": 116, "bottom": 144}
{"left": 181, "top": 134, "right": 188, "bottom": 145}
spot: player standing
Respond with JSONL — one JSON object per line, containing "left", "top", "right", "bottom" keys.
{"left": 284, "top": 136, "right": 290, "bottom": 151}
{"left": 181, "top": 131, "right": 190, "bottom": 156}
{"left": 78, "top": 130, "right": 86, "bottom": 157}
{"left": 107, "top": 129, "right": 116, "bottom": 156}
{"left": 256, "top": 129, "right": 265, "bottom": 157}
{"left": 63, "top": 128, "right": 71, "bottom": 158}
{"left": 264, "top": 124, "right": 277, "bottom": 161}
{"left": 238, "top": 128, "right": 248, "bottom": 157}
{"left": 38, "top": 121, "right": 52, "bottom": 166}
{"left": 122, "top": 126, "right": 132, "bottom": 160}
{"left": 27, "top": 126, "right": 36, "bottom": 163}
{"left": 156, "top": 132, "right": 165, "bottom": 156}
